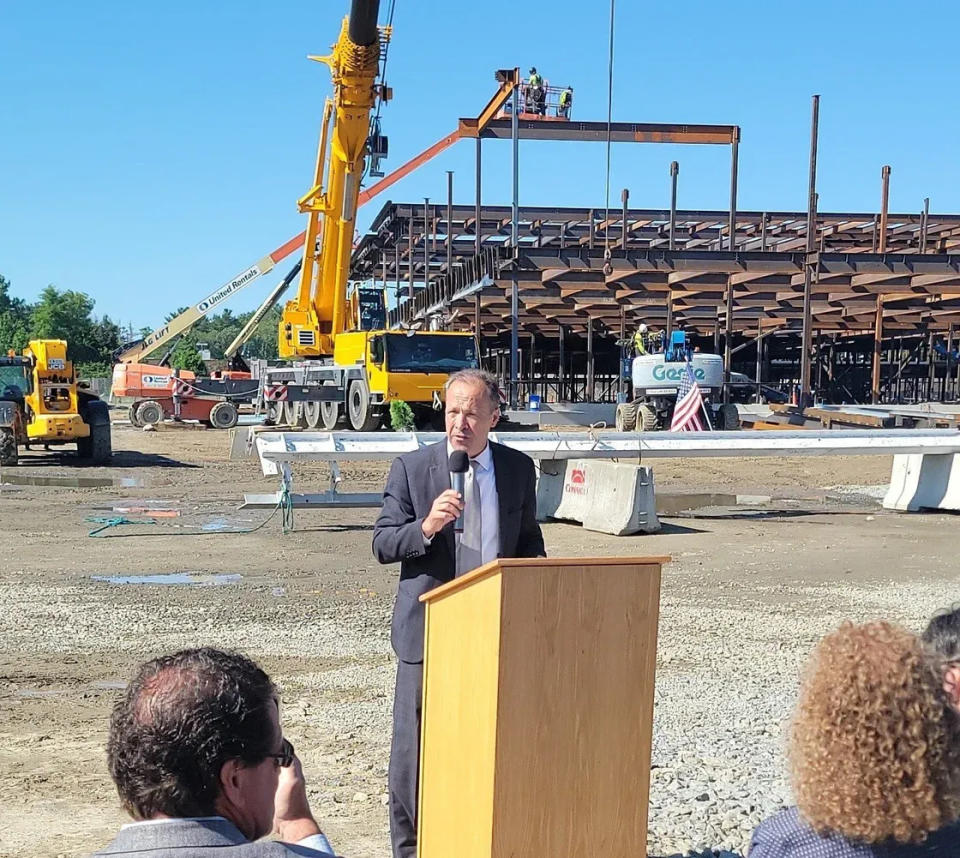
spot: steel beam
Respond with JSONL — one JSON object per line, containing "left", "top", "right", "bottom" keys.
{"left": 472, "top": 119, "right": 738, "bottom": 144}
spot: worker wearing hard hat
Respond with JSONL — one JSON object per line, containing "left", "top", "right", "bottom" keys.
{"left": 632, "top": 324, "right": 649, "bottom": 357}
{"left": 558, "top": 86, "right": 573, "bottom": 118}
{"left": 526, "top": 67, "right": 546, "bottom": 116}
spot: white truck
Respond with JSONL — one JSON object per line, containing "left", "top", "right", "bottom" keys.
{"left": 615, "top": 351, "right": 739, "bottom": 431}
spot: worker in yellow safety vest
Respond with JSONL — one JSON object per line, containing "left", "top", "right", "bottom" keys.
{"left": 558, "top": 86, "right": 573, "bottom": 118}
{"left": 526, "top": 67, "right": 546, "bottom": 115}
{"left": 632, "top": 323, "right": 649, "bottom": 356}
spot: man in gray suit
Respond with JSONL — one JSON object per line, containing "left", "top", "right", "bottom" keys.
{"left": 373, "top": 368, "right": 546, "bottom": 858}
{"left": 93, "top": 648, "right": 335, "bottom": 858}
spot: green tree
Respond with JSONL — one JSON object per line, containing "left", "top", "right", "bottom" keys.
{"left": 30, "top": 285, "right": 97, "bottom": 360}
{"left": 0, "top": 275, "right": 31, "bottom": 352}
{"left": 170, "top": 339, "right": 207, "bottom": 373}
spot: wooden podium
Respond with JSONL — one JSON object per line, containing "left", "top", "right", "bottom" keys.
{"left": 417, "top": 556, "right": 665, "bottom": 858}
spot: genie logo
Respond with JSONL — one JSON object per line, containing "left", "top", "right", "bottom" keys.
{"left": 653, "top": 364, "right": 705, "bottom": 382}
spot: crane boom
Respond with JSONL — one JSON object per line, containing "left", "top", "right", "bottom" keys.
{"left": 114, "top": 232, "right": 304, "bottom": 364}
{"left": 278, "top": 0, "right": 384, "bottom": 358}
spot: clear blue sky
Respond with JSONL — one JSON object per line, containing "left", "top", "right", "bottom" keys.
{"left": 2, "top": 0, "right": 958, "bottom": 333}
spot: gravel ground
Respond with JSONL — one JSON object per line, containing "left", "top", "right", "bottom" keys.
{"left": 1, "top": 421, "right": 957, "bottom": 858}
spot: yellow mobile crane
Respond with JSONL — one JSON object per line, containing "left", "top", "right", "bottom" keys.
{"left": 266, "top": 0, "right": 480, "bottom": 431}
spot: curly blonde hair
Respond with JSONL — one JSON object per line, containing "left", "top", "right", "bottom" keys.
{"left": 790, "top": 621, "right": 960, "bottom": 844}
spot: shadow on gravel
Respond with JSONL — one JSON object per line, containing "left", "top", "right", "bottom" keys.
{"left": 651, "top": 521, "right": 709, "bottom": 535}
{"left": 10, "top": 450, "right": 199, "bottom": 469}
{"left": 672, "top": 508, "right": 865, "bottom": 522}
{"left": 292, "top": 523, "right": 375, "bottom": 533}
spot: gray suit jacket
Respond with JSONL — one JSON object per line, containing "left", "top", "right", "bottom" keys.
{"left": 372, "top": 439, "right": 546, "bottom": 663}
{"left": 92, "top": 818, "right": 335, "bottom": 858}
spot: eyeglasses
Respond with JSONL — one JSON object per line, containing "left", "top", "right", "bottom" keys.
{"left": 268, "top": 738, "right": 295, "bottom": 768}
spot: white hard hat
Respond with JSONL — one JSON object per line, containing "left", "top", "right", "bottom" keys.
{"left": 638, "top": 323, "right": 648, "bottom": 333}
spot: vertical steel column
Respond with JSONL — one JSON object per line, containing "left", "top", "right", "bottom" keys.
{"left": 586, "top": 317, "right": 595, "bottom": 402}
{"left": 669, "top": 161, "right": 679, "bottom": 251}
{"left": 713, "top": 311, "right": 721, "bottom": 355}
{"left": 871, "top": 296, "right": 884, "bottom": 404}
{"left": 588, "top": 208, "right": 596, "bottom": 250}
{"left": 760, "top": 212, "right": 768, "bottom": 251}
{"left": 928, "top": 330, "right": 936, "bottom": 401}
{"left": 394, "top": 241, "right": 401, "bottom": 304}
{"left": 446, "top": 171, "right": 453, "bottom": 278}
{"left": 755, "top": 327, "right": 763, "bottom": 403}
{"left": 947, "top": 323, "right": 954, "bottom": 402}
{"left": 722, "top": 129, "right": 740, "bottom": 404}
{"left": 558, "top": 323, "right": 566, "bottom": 402}
{"left": 871, "top": 215, "right": 879, "bottom": 253}
{"left": 423, "top": 198, "right": 430, "bottom": 293}
{"left": 528, "top": 334, "right": 535, "bottom": 400}
{"left": 728, "top": 129, "right": 740, "bottom": 252}
{"left": 723, "top": 275, "right": 734, "bottom": 404}
{"left": 407, "top": 216, "right": 414, "bottom": 301}
{"left": 799, "top": 95, "right": 820, "bottom": 404}
{"left": 665, "top": 291, "right": 673, "bottom": 339}
{"left": 619, "top": 305, "right": 627, "bottom": 399}
{"left": 510, "top": 85, "right": 520, "bottom": 409}
{"left": 815, "top": 329, "right": 823, "bottom": 395}
{"left": 621, "top": 188, "right": 629, "bottom": 249}
{"left": 381, "top": 254, "right": 388, "bottom": 321}
{"left": 879, "top": 166, "right": 891, "bottom": 253}
{"left": 474, "top": 138, "right": 482, "bottom": 345}
{"left": 920, "top": 196, "right": 929, "bottom": 253}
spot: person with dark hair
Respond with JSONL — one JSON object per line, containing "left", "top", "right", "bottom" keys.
{"left": 923, "top": 604, "right": 960, "bottom": 711}
{"left": 373, "top": 367, "right": 545, "bottom": 858}
{"left": 93, "top": 648, "right": 335, "bottom": 857}
{"left": 749, "top": 621, "right": 960, "bottom": 857}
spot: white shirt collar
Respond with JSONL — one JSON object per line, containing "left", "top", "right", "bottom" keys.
{"left": 446, "top": 440, "right": 493, "bottom": 471}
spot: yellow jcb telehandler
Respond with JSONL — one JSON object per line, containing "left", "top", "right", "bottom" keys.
{"left": 0, "top": 340, "right": 112, "bottom": 466}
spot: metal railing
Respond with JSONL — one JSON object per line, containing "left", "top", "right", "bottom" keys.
{"left": 498, "top": 81, "right": 573, "bottom": 119}
{"left": 389, "top": 245, "right": 507, "bottom": 328}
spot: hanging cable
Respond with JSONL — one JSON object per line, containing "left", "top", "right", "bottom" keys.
{"left": 603, "top": 0, "right": 616, "bottom": 276}
{"left": 362, "top": 0, "right": 399, "bottom": 186}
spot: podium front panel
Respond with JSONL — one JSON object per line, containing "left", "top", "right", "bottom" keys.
{"left": 491, "top": 560, "right": 661, "bottom": 856}
{"left": 418, "top": 571, "right": 503, "bottom": 858}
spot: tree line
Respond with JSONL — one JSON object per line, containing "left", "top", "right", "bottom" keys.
{"left": 0, "top": 274, "right": 280, "bottom": 377}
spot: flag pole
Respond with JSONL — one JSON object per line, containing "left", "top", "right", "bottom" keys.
{"left": 687, "top": 357, "right": 713, "bottom": 432}
{"left": 701, "top": 397, "right": 714, "bottom": 431}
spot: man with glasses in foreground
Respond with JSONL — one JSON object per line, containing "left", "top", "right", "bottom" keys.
{"left": 93, "top": 648, "right": 335, "bottom": 857}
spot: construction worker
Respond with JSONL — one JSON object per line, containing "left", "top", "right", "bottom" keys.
{"left": 526, "top": 67, "right": 546, "bottom": 116}
{"left": 558, "top": 86, "right": 573, "bottom": 118}
{"left": 632, "top": 323, "right": 649, "bottom": 357}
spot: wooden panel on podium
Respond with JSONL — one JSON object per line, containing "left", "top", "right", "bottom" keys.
{"left": 417, "top": 556, "right": 665, "bottom": 858}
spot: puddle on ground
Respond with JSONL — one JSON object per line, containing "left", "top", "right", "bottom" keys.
{"left": 16, "top": 688, "right": 64, "bottom": 699}
{"left": 1, "top": 473, "right": 143, "bottom": 489}
{"left": 91, "top": 572, "right": 242, "bottom": 586}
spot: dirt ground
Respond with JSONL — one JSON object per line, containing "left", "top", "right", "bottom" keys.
{"left": 1, "top": 419, "right": 958, "bottom": 858}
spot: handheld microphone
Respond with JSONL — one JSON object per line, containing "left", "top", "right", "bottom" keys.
{"left": 448, "top": 450, "right": 469, "bottom": 533}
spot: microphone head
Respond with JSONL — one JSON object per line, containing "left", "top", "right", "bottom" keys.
{"left": 448, "top": 450, "right": 469, "bottom": 473}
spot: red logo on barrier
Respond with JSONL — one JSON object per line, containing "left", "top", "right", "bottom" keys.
{"left": 564, "top": 467, "right": 588, "bottom": 496}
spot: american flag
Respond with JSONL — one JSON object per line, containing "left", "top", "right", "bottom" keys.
{"left": 670, "top": 361, "right": 704, "bottom": 431}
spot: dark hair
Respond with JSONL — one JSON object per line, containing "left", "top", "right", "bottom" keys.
{"left": 924, "top": 605, "right": 960, "bottom": 660}
{"left": 107, "top": 648, "right": 277, "bottom": 819}
{"left": 446, "top": 368, "right": 501, "bottom": 411}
